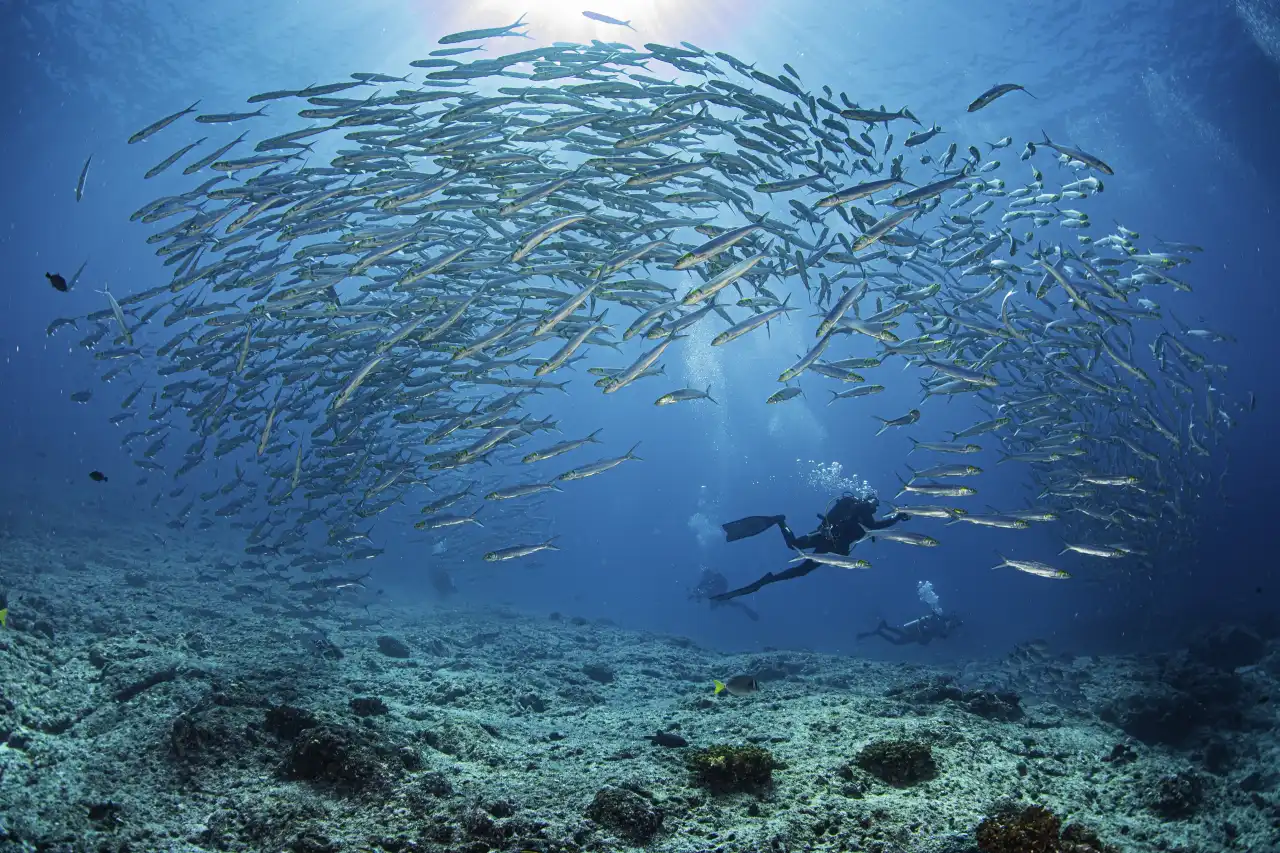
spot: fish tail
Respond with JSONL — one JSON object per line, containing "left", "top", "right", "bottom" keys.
{"left": 626, "top": 441, "right": 643, "bottom": 461}
{"left": 706, "top": 385, "right": 718, "bottom": 405}
{"left": 713, "top": 679, "right": 725, "bottom": 694}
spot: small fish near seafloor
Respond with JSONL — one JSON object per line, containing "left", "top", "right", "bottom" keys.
{"left": 645, "top": 731, "right": 689, "bottom": 748}
{"left": 714, "top": 675, "right": 759, "bottom": 697}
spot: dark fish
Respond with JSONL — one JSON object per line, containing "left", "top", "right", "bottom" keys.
{"left": 713, "top": 675, "right": 759, "bottom": 697}
{"left": 46, "top": 272, "right": 68, "bottom": 292}
{"left": 308, "top": 632, "right": 344, "bottom": 660}
{"left": 645, "top": 731, "right": 688, "bottom": 748}
{"left": 430, "top": 566, "right": 457, "bottom": 598}
{"left": 70, "top": 390, "right": 92, "bottom": 403}
{"left": 89, "top": 470, "right": 108, "bottom": 482}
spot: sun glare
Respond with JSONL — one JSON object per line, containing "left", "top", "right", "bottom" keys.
{"left": 430, "top": 1, "right": 694, "bottom": 46}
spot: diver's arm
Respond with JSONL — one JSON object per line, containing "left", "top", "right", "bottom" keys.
{"left": 863, "top": 511, "right": 907, "bottom": 531}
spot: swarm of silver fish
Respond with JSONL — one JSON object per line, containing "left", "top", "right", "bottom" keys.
{"left": 56, "top": 19, "right": 1237, "bottom": 596}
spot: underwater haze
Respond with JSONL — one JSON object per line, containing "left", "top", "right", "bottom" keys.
{"left": 1, "top": 2, "right": 1278, "bottom": 852}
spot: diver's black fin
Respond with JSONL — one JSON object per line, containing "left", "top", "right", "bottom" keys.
{"left": 721, "top": 515, "right": 784, "bottom": 542}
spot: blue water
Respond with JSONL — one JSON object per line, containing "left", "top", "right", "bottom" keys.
{"left": 2, "top": 0, "right": 1275, "bottom": 661}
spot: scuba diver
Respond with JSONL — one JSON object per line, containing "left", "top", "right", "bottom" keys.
{"left": 711, "top": 492, "right": 909, "bottom": 601}
{"left": 857, "top": 611, "right": 962, "bottom": 646}
{"left": 690, "top": 568, "right": 760, "bottom": 621}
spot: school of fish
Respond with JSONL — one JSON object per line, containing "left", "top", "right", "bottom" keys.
{"left": 50, "top": 14, "right": 1240, "bottom": 599}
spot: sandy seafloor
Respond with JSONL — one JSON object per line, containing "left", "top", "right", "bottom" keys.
{"left": 1, "top": 517, "right": 1278, "bottom": 853}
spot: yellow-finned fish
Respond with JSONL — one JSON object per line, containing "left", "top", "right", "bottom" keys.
{"left": 713, "top": 675, "right": 759, "bottom": 697}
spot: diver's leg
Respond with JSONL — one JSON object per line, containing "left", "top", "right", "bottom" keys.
{"left": 710, "top": 560, "right": 819, "bottom": 601}
{"left": 855, "top": 625, "right": 883, "bottom": 641}
{"left": 769, "top": 560, "right": 822, "bottom": 583}
{"left": 880, "top": 626, "right": 913, "bottom": 646}
{"left": 778, "top": 520, "right": 799, "bottom": 548}
{"left": 785, "top": 526, "right": 834, "bottom": 551}
{"left": 721, "top": 515, "right": 786, "bottom": 542}
{"left": 858, "top": 620, "right": 898, "bottom": 643}
{"left": 709, "top": 572, "right": 774, "bottom": 601}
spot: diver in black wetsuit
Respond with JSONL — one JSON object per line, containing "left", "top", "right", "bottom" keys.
{"left": 857, "top": 612, "right": 962, "bottom": 646}
{"left": 711, "top": 493, "right": 908, "bottom": 601}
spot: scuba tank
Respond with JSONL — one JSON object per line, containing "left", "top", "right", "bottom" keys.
{"left": 823, "top": 492, "right": 860, "bottom": 527}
